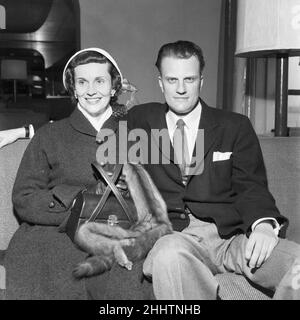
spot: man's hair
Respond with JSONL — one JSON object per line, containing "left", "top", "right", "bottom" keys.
{"left": 64, "top": 51, "right": 122, "bottom": 105}
{"left": 155, "top": 40, "right": 205, "bottom": 75}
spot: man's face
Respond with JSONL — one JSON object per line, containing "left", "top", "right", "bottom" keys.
{"left": 74, "top": 62, "right": 114, "bottom": 117}
{"left": 158, "top": 55, "right": 202, "bottom": 114}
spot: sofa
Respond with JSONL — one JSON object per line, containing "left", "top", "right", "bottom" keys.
{"left": 0, "top": 137, "right": 300, "bottom": 300}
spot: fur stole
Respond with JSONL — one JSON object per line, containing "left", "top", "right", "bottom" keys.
{"left": 73, "top": 163, "right": 173, "bottom": 278}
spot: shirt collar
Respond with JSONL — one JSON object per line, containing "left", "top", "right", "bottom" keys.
{"left": 77, "top": 103, "right": 113, "bottom": 132}
{"left": 166, "top": 100, "right": 202, "bottom": 133}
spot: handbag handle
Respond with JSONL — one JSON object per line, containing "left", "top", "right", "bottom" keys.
{"left": 88, "top": 162, "right": 134, "bottom": 224}
{"left": 87, "top": 163, "right": 122, "bottom": 222}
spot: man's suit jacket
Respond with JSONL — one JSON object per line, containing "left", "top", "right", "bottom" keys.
{"left": 127, "top": 100, "right": 287, "bottom": 238}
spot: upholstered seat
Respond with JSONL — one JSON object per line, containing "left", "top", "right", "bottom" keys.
{"left": 0, "top": 137, "right": 299, "bottom": 299}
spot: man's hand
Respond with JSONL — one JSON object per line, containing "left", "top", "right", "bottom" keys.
{"left": 0, "top": 128, "right": 25, "bottom": 149}
{"left": 245, "top": 221, "right": 279, "bottom": 269}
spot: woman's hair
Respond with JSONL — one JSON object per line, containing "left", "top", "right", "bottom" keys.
{"left": 64, "top": 51, "right": 122, "bottom": 106}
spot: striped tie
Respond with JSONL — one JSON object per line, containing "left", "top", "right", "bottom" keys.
{"left": 173, "top": 119, "right": 189, "bottom": 179}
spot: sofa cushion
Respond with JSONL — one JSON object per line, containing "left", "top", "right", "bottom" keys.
{"left": 1, "top": 137, "right": 299, "bottom": 299}
{"left": 216, "top": 273, "right": 272, "bottom": 300}
{"left": 0, "top": 140, "right": 29, "bottom": 251}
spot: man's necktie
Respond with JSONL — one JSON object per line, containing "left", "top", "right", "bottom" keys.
{"left": 173, "top": 119, "right": 189, "bottom": 179}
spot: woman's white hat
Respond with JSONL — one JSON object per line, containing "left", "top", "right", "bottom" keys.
{"left": 62, "top": 47, "right": 123, "bottom": 90}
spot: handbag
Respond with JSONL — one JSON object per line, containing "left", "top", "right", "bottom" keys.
{"left": 65, "top": 162, "right": 137, "bottom": 241}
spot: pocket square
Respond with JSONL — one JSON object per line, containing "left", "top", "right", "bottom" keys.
{"left": 213, "top": 151, "right": 232, "bottom": 162}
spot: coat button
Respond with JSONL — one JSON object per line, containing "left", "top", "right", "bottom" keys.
{"left": 49, "top": 201, "right": 55, "bottom": 208}
{"left": 180, "top": 213, "right": 186, "bottom": 219}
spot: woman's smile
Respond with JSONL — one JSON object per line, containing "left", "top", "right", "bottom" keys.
{"left": 85, "top": 97, "right": 102, "bottom": 104}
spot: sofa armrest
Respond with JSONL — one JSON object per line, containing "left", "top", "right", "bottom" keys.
{"left": 259, "top": 137, "right": 300, "bottom": 244}
{"left": 0, "top": 140, "right": 30, "bottom": 252}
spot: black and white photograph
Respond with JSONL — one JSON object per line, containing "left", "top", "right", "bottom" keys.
{"left": 0, "top": 0, "right": 299, "bottom": 310}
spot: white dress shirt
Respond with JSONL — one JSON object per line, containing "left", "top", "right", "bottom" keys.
{"left": 166, "top": 101, "right": 202, "bottom": 161}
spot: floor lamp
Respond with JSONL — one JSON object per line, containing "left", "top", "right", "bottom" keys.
{"left": 235, "top": 0, "right": 300, "bottom": 136}
{"left": 0, "top": 59, "right": 28, "bottom": 103}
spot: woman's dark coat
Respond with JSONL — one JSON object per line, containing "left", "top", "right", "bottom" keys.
{"left": 5, "top": 108, "right": 154, "bottom": 299}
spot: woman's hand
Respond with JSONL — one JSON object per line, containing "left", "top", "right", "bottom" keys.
{"left": 0, "top": 128, "right": 26, "bottom": 149}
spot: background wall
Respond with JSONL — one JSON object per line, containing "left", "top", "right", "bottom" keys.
{"left": 79, "top": 0, "right": 222, "bottom": 106}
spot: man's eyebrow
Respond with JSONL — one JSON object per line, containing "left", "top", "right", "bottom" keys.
{"left": 185, "top": 74, "right": 199, "bottom": 77}
{"left": 165, "top": 75, "right": 199, "bottom": 78}
{"left": 165, "top": 76, "right": 178, "bottom": 79}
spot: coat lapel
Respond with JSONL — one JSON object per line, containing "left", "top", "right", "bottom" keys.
{"left": 147, "top": 103, "right": 176, "bottom": 164}
{"left": 70, "top": 105, "right": 128, "bottom": 140}
{"left": 69, "top": 108, "right": 97, "bottom": 137}
{"left": 199, "top": 101, "right": 221, "bottom": 158}
{"left": 96, "top": 109, "right": 123, "bottom": 143}
{"left": 186, "top": 100, "right": 221, "bottom": 184}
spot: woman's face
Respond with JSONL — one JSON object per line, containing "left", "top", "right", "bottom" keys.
{"left": 74, "top": 62, "right": 114, "bottom": 117}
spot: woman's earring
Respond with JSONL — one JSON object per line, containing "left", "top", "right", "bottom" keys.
{"left": 74, "top": 92, "right": 78, "bottom": 99}
{"left": 111, "top": 90, "right": 116, "bottom": 97}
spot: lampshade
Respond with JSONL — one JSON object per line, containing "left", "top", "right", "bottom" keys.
{"left": 236, "top": 0, "right": 300, "bottom": 57}
{"left": 1, "top": 59, "right": 28, "bottom": 80}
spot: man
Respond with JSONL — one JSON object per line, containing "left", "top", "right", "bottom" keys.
{"left": 127, "top": 40, "right": 300, "bottom": 300}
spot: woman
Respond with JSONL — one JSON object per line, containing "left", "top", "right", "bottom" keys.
{"left": 4, "top": 48, "right": 154, "bottom": 300}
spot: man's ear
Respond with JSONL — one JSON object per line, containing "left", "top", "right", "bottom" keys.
{"left": 200, "top": 76, "right": 204, "bottom": 91}
{"left": 158, "top": 76, "right": 164, "bottom": 93}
